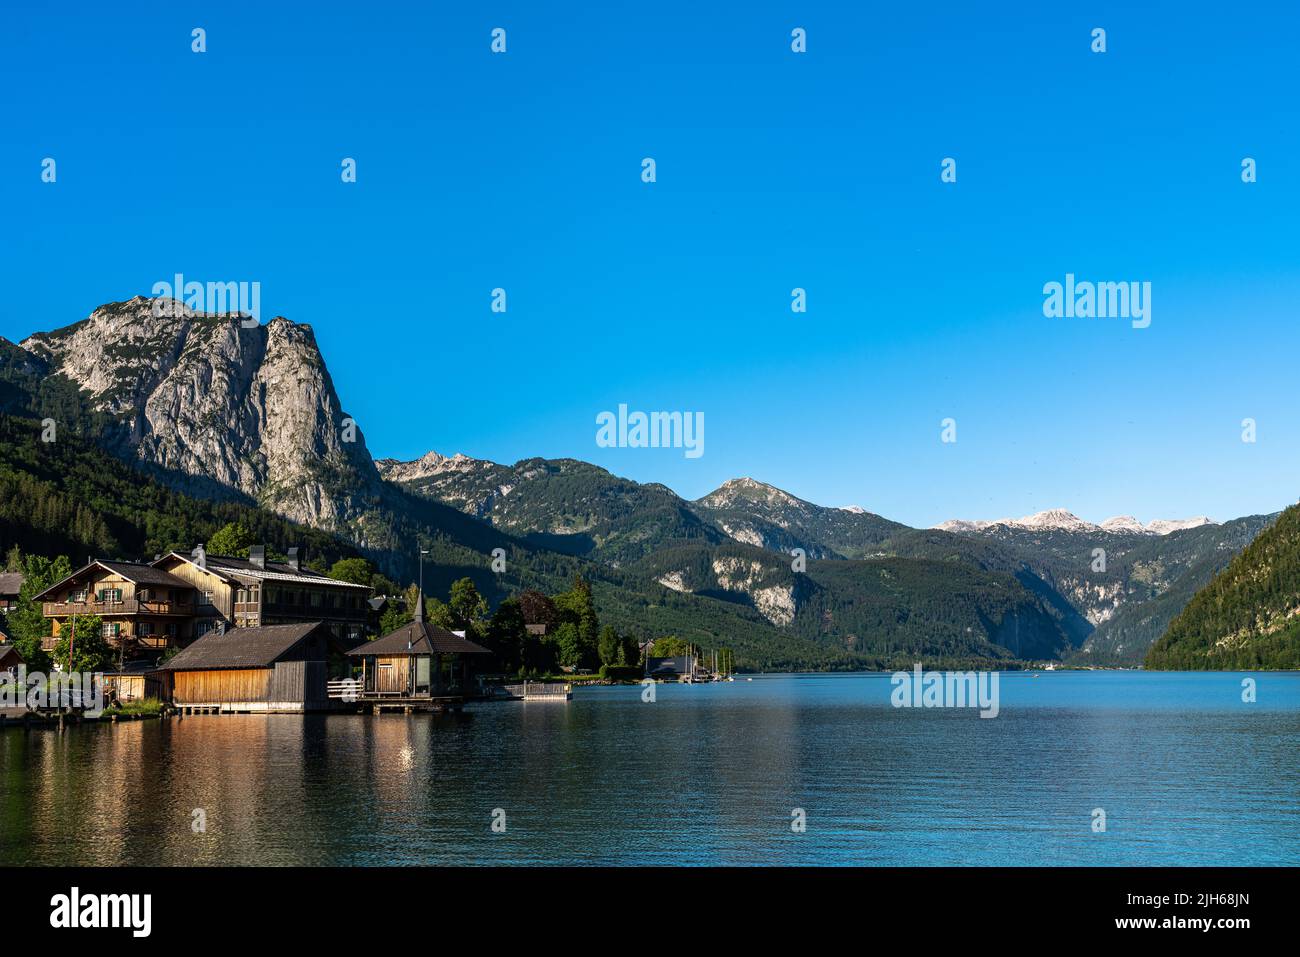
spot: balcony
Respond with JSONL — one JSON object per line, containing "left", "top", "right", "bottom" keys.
{"left": 41, "top": 632, "right": 175, "bottom": 652}
{"left": 42, "top": 598, "right": 195, "bottom": 618}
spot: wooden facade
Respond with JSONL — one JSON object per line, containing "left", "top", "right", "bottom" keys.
{"left": 160, "top": 622, "right": 332, "bottom": 713}
{"left": 35, "top": 560, "right": 196, "bottom": 657}
{"left": 152, "top": 548, "right": 371, "bottom": 643}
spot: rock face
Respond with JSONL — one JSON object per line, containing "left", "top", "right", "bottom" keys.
{"left": 20, "top": 297, "right": 381, "bottom": 534}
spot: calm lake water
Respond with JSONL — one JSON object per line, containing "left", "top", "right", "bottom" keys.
{"left": 2, "top": 672, "right": 1297, "bottom": 866}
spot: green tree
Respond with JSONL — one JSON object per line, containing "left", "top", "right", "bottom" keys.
{"left": 328, "top": 557, "right": 374, "bottom": 586}
{"left": 52, "top": 615, "right": 109, "bottom": 673}
{"left": 207, "top": 522, "right": 254, "bottom": 557}
{"left": 448, "top": 577, "right": 488, "bottom": 630}
{"left": 651, "top": 635, "right": 689, "bottom": 657}
{"left": 597, "top": 625, "right": 621, "bottom": 666}
{"left": 487, "top": 597, "right": 527, "bottom": 673}
{"left": 5, "top": 553, "right": 73, "bottom": 672}
{"left": 553, "top": 576, "right": 599, "bottom": 669}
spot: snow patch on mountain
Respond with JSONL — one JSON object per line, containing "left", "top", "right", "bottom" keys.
{"left": 936, "top": 509, "right": 1218, "bottom": 536}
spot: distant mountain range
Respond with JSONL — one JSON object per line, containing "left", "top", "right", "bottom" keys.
{"left": 0, "top": 298, "right": 1286, "bottom": 669}
{"left": 935, "top": 510, "right": 1216, "bottom": 536}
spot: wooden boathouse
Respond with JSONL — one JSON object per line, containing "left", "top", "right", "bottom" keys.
{"left": 159, "top": 621, "right": 331, "bottom": 713}
{"left": 343, "top": 593, "right": 490, "bottom": 712}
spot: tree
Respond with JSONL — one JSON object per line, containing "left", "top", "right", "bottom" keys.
{"left": 328, "top": 557, "right": 374, "bottom": 586}
{"left": 651, "top": 635, "right": 689, "bottom": 657}
{"left": 448, "top": 577, "right": 488, "bottom": 630}
{"left": 207, "top": 522, "right": 254, "bottom": 557}
{"left": 553, "top": 576, "right": 599, "bottom": 670}
{"left": 487, "top": 597, "right": 527, "bottom": 674}
{"left": 52, "top": 615, "right": 109, "bottom": 673}
{"left": 5, "top": 553, "right": 73, "bottom": 672}
{"left": 553, "top": 622, "right": 582, "bottom": 669}
{"left": 4, "top": 544, "right": 20, "bottom": 573}
{"left": 597, "top": 625, "right": 621, "bottom": 666}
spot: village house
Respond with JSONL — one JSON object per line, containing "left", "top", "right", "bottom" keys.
{"left": 0, "top": 641, "right": 24, "bottom": 676}
{"left": 159, "top": 621, "right": 332, "bottom": 713}
{"left": 151, "top": 545, "right": 371, "bottom": 643}
{"left": 34, "top": 560, "right": 198, "bottom": 658}
{"left": 344, "top": 593, "right": 490, "bottom": 710}
{"left": 0, "top": 571, "right": 23, "bottom": 612}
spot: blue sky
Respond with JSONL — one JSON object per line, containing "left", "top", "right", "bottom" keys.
{"left": 2, "top": 1, "right": 1297, "bottom": 528}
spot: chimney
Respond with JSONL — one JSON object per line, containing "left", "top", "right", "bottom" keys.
{"left": 250, "top": 545, "right": 266, "bottom": 570}
{"left": 287, "top": 546, "right": 301, "bottom": 572}
{"left": 192, "top": 544, "right": 206, "bottom": 570}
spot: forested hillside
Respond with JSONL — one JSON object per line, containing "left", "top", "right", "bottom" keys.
{"left": 1146, "top": 503, "right": 1300, "bottom": 670}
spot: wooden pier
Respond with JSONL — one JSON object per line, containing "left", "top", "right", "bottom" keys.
{"left": 501, "top": 681, "right": 572, "bottom": 701}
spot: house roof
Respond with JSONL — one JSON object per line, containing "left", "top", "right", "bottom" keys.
{"left": 347, "top": 621, "right": 491, "bottom": 657}
{"left": 0, "top": 572, "right": 23, "bottom": 596}
{"left": 155, "top": 552, "right": 372, "bottom": 590}
{"left": 647, "top": 655, "right": 694, "bottom": 674}
{"left": 33, "top": 560, "right": 194, "bottom": 601}
{"left": 159, "top": 622, "right": 327, "bottom": 671}
{"left": 0, "top": 643, "right": 24, "bottom": 666}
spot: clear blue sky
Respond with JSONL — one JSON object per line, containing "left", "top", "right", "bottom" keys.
{"left": 2, "top": 2, "right": 1297, "bottom": 528}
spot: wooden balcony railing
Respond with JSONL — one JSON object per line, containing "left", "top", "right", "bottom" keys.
{"left": 41, "top": 599, "right": 194, "bottom": 618}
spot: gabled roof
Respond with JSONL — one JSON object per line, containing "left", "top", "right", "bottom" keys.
{"left": 0, "top": 572, "right": 24, "bottom": 596}
{"left": 154, "top": 552, "right": 372, "bottom": 590}
{"left": 0, "top": 643, "right": 24, "bottom": 666}
{"left": 347, "top": 622, "right": 491, "bottom": 657}
{"left": 33, "top": 560, "right": 194, "bottom": 601}
{"left": 159, "top": 622, "right": 328, "bottom": 671}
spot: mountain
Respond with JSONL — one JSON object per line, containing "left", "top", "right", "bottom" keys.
{"left": 1, "top": 297, "right": 1279, "bottom": 671}
{"left": 1146, "top": 503, "right": 1300, "bottom": 670}
{"left": 928, "top": 512, "right": 1277, "bottom": 663}
{"left": 375, "top": 453, "right": 722, "bottom": 564}
{"left": 936, "top": 509, "right": 1216, "bottom": 536}
{"left": 690, "top": 478, "right": 906, "bottom": 559}
{"left": 9, "top": 297, "right": 383, "bottom": 537}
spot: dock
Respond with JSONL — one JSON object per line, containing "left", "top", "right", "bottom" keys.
{"left": 500, "top": 681, "right": 572, "bottom": 701}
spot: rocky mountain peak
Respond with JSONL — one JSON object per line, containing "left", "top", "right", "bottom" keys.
{"left": 18, "top": 297, "right": 379, "bottom": 534}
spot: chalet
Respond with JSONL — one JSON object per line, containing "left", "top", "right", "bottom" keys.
{"left": 0, "top": 642, "right": 24, "bottom": 676}
{"left": 344, "top": 593, "right": 490, "bottom": 710}
{"left": 159, "top": 621, "right": 331, "bottom": 713}
{"left": 34, "top": 560, "right": 197, "bottom": 658}
{"left": 0, "top": 572, "right": 23, "bottom": 612}
{"left": 152, "top": 545, "right": 371, "bottom": 643}
{"left": 645, "top": 655, "right": 697, "bottom": 680}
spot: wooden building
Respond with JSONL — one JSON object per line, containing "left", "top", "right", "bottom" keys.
{"left": 344, "top": 594, "right": 490, "bottom": 711}
{"left": 0, "top": 642, "right": 24, "bottom": 676}
{"left": 34, "top": 560, "right": 197, "bottom": 658}
{"left": 102, "top": 661, "right": 168, "bottom": 703}
{"left": 0, "top": 572, "right": 23, "bottom": 613}
{"left": 152, "top": 545, "right": 371, "bottom": 643}
{"left": 159, "top": 621, "right": 332, "bottom": 713}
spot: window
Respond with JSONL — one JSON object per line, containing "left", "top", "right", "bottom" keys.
{"left": 199, "top": 590, "right": 214, "bottom": 607}
{"left": 96, "top": 587, "right": 123, "bottom": 603}
{"left": 101, "top": 622, "right": 121, "bottom": 638}
{"left": 69, "top": 587, "right": 88, "bottom": 603}
{"left": 138, "top": 621, "right": 153, "bottom": 635}
{"left": 310, "top": 591, "right": 322, "bottom": 607}
{"left": 196, "top": 621, "right": 214, "bottom": 637}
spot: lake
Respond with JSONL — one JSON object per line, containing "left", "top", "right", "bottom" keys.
{"left": 2, "top": 671, "right": 1297, "bottom": 866}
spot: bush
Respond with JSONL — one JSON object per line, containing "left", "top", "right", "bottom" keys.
{"left": 598, "top": 665, "right": 643, "bottom": 682}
